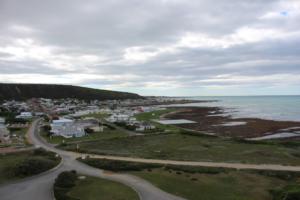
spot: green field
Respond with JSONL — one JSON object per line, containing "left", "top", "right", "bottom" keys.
{"left": 132, "top": 169, "right": 286, "bottom": 200}
{"left": 135, "top": 109, "right": 176, "bottom": 121}
{"left": 61, "top": 133, "right": 300, "bottom": 165}
{"left": 0, "top": 149, "right": 60, "bottom": 184}
{"left": 80, "top": 112, "right": 109, "bottom": 119}
{"left": 134, "top": 109, "right": 181, "bottom": 132}
{"left": 41, "top": 129, "right": 129, "bottom": 145}
{"left": 67, "top": 176, "right": 139, "bottom": 200}
{"left": 79, "top": 158, "right": 300, "bottom": 200}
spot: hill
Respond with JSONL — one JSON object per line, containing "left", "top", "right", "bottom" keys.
{"left": 0, "top": 83, "right": 142, "bottom": 101}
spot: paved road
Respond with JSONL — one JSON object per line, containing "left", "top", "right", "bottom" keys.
{"left": 0, "top": 120, "right": 185, "bottom": 200}
{"left": 3, "top": 119, "right": 300, "bottom": 200}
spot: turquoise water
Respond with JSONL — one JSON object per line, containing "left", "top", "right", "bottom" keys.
{"left": 183, "top": 96, "right": 300, "bottom": 122}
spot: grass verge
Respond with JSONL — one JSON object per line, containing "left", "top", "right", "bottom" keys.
{"left": 54, "top": 170, "right": 139, "bottom": 200}
{"left": 0, "top": 148, "right": 61, "bottom": 184}
{"left": 79, "top": 158, "right": 300, "bottom": 200}
{"left": 61, "top": 132, "right": 300, "bottom": 165}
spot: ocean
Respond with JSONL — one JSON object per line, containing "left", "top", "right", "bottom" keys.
{"left": 181, "top": 96, "right": 300, "bottom": 122}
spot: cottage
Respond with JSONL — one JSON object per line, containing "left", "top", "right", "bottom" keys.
{"left": 50, "top": 123, "right": 85, "bottom": 138}
{"left": 136, "top": 122, "right": 156, "bottom": 131}
{"left": 16, "top": 112, "right": 33, "bottom": 119}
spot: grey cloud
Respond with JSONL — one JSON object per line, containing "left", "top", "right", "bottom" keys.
{"left": 0, "top": 0, "right": 299, "bottom": 95}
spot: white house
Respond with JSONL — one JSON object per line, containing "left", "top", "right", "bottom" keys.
{"left": 0, "top": 117, "right": 5, "bottom": 124}
{"left": 52, "top": 118, "right": 74, "bottom": 125}
{"left": 16, "top": 112, "right": 33, "bottom": 119}
{"left": 50, "top": 123, "right": 85, "bottom": 138}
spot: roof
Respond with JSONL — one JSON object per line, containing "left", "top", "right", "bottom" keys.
{"left": 52, "top": 118, "right": 73, "bottom": 124}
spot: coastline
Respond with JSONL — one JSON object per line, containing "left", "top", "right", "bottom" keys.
{"left": 163, "top": 106, "right": 300, "bottom": 139}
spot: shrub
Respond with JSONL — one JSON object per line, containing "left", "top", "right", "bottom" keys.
{"left": 14, "top": 157, "right": 57, "bottom": 177}
{"left": 43, "top": 125, "right": 51, "bottom": 132}
{"left": 78, "top": 158, "right": 162, "bottom": 172}
{"left": 54, "top": 171, "right": 77, "bottom": 188}
{"left": 271, "top": 184, "right": 300, "bottom": 200}
{"left": 164, "top": 165, "right": 231, "bottom": 175}
{"left": 54, "top": 171, "right": 79, "bottom": 200}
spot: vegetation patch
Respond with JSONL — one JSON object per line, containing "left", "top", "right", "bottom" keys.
{"left": 0, "top": 148, "right": 61, "bottom": 184}
{"left": 54, "top": 170, "right": 78, "bottom": 200}
{"left": 61, "top": 133, "right": 300, "bottom": 165}
{"left": 54, "top": 171, "right": 139, "bottom": 200}
{"left": 78, "top": 157, "right": 162, "bottom": 172}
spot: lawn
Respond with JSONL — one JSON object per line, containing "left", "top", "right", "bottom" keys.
{"left": 80, "top": 112, "right": 109, "bottom": 119}
{"left": 67, "top": 176, "right": 139, "bottom": 200}
{"left": 61, "top": 133, "right": 300, "bottom": 165}
{"left": 41, "top": 129, "right": 129, "bottom": 145}
{"left": 132, "top": 169, "right": 286, "bottom": 200}
{"left": 134, "top": 108, "right": 181, "bottom": 132}
{"left": 134, "top": 109, "right": 176, "bottom": 121}
{"left": 79, "top": 158, "right": 300, "bottom": 200}
{"left": 0, "top": 149, "right": 60, "bottom": 185}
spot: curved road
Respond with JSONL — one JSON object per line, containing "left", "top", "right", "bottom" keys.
{"left": 2, "top": 119, "right": 300, "bottom": 200}
{"left": 0, "top": 120, "right": 185, "bottom": 200}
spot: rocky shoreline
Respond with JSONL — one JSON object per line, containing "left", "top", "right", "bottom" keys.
{"left": 164, "top": 107, "right": 300, "bottom": 139}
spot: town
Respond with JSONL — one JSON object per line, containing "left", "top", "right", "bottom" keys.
{"left": 0, "top": 97, "right": 181, "bottom": 146}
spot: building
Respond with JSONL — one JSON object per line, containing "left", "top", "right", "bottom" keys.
{"left": 50, "top": 118, "right": 103, "bottom": 138}
{"left": 0, "top": 120, "right": 10, "bottom": 144}
{"left": 50, "top": 123, "right": 85, "bottom": 138}
{"left": 50, "top": 118, "right": 83, "bottom": 138}
{"left": 16, "top": 112, "right": 33, "bottom": 119}
{"left": 135, "top": 122, "right": 156, "bottom": 131}
{"left": 0, "top": 117, "right": 5, "bottom": 124}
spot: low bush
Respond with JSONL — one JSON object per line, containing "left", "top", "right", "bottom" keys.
{"left": 271, "top": 184, "right": 300, "bottom": 200}
{"left": 13, "top": 157, "right": 57, "bottom": 177}
{"left": 164, "top": 165, "right": 232, "bottom": 174}
{"left": 179, "top": 130, "right": 216, "bottom": 138}
{"left": 78, "top": 158, "right": 162, "bottom": 172}
{"left": 54, "top": 171, "right": 79, "bottom": 200}
{"left": 251, "top": 170, "right": 300, "bottom": 181}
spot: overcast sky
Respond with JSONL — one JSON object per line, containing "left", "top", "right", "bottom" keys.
{"left": 0, "top": 0, "right": 299, "bottom": 96}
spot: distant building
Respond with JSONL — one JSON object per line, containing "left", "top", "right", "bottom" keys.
{"left": 135, "top": 122, "right": 155, "bottom": 131}
{"left": 50, "top": 118, "right": 103, "bottom": 138}
{"left": 0, "top": 117, "right": 5, "bottom": 124}
{"left": 50, "top": 123, "right": 85, "bottom": 138}
{"left": 16, "top": 112, "right": 33, "bottom": 119}
{"left": 0, "top": 123, "right": 10, "bottom": 144}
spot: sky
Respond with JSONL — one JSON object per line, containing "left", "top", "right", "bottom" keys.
{"left": 0, "top": 0, "right": 300, "bottom": 96}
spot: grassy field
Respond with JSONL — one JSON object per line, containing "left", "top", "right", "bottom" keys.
{"left": 67, "top": 176, "right": 139, "bottom": 200}
{"left": 132, "top": 169, "right": 286, "bottom": 200}
{"left": 0, "top": 149, "right": 60, "bottom": 184}
{"left": 61, "top": 133, "right": 300, "bottom": 165}
{"left": 41, "top": 129, "right": 129, "bottom": 145}
{"left": 79, "top": 158, "right": 300, "bottom": 200}
{"left": 80, "top": 112, "right": 109, "bottom": 119}
{"left": 134, "top": 109, "right": 176, "bottom": 121}
{"left": 134, "top": 108, "right": 181, "bottom": 132}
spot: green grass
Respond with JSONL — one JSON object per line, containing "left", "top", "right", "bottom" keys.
{"left": 80, "top": 112, "right": 109, "bottom": 119}
{"left": 41, "top": 129, "right": 129, "bottom": 145}
{"left": 135, "top": 109, "right": 176, "bottom": 121}
{"left": 67, "top": 176, "right": 139, "bottom": 200}
{"left": 61, "top": 133, "right": 300, "bottom": 165}
{"left": 134, "top": 108, "right": 181, "bottom": 132}
{"left": 132, "top": 169, "right": 286, "bottom": 200}
{"left": 0, "top": 149, "right": 60, "bottom": 184}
